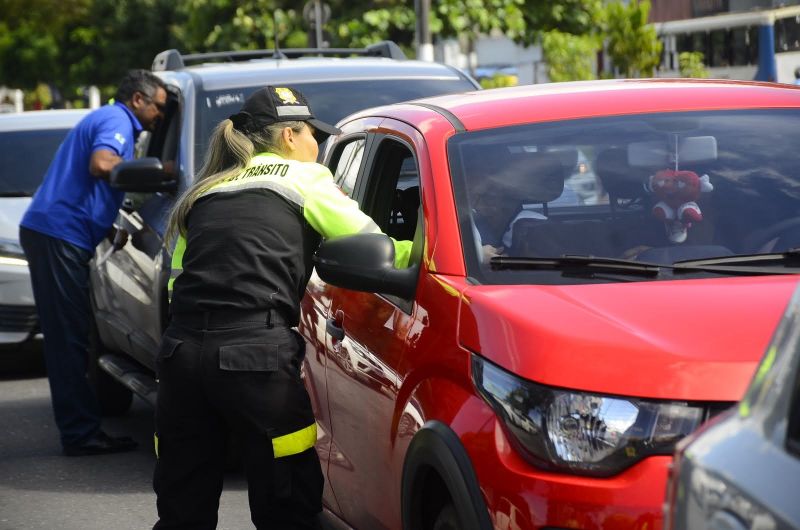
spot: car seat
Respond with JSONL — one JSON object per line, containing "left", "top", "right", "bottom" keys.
{"left": 390, "top": 186, "right": 420, "bottom": 241}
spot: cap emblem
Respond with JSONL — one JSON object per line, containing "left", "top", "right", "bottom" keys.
{"left": 274, "top": 87, "right": 298, "bottom": 105}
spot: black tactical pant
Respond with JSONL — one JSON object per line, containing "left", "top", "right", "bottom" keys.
{"left": 152, "top": 310, "right": 323, "bottom": 530}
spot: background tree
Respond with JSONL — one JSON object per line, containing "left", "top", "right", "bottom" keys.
{"left": 430, "top": 0, "right": 525, "bottom": 73}
{"left": 603, "top": 0, "right": 662, "bottom": 78}
{"left": 519, "top": 0, "right": 602, "bottom": 44}
{"left": 542, "top": 31, "right": 600, "bottom": 82}
{"left": 679, "top": 51, "right": 709, "bottom": 78}
{"left": 0, "top": 0, "right": 671, "bottom": 108}
{"left": 0, "top": 0, "right": 91, "bottom": 89}
{"left": 325, "top": 0, "right": 415, "bottom": 53}
{"left": 70, "top": 0, "right": 182, "bottom": 97}
{"left": 521, "top": 0, "right": 603, "bottom": 82}
{"left": 0, "top": 0, "right": 183, "bottom": 102}
{"left": 174, "top": 0, "right": 306, "bottom": 52}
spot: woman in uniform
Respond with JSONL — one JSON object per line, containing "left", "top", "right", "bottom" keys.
{"left": 152, "top": 85, "right": 411, "bottom": 530}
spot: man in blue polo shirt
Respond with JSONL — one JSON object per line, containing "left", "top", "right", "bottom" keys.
{"left": 19, "top": 69, "right": 168, "bottom": 456}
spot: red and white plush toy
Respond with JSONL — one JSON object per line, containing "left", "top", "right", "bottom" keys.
{"left": 643, "top": 169, "right": 713, "bottom": 243}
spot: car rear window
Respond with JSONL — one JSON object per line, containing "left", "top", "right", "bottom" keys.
{"left": 195, "top": 78, "right": 475, "bottom": 169}
{"left": 0, "top": 129, "right": 70, "bottom": 196}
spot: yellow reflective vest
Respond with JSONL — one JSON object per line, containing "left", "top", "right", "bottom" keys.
{"left": 168, "top": 152, "right": 412, "bottom": 299}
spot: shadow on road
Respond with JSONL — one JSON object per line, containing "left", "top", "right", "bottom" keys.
{"left": 0, "top": 340, "right": 45, "bottom": 379}
{"left": 0, "top": 354, "right": 252, "bottom": 529}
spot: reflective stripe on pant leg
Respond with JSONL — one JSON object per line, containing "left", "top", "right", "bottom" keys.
{"left": 272, "top": 423, "right": 317, "bottom": 458}
{"left": 154, "top": 432, "right": 159, "bottom": 459}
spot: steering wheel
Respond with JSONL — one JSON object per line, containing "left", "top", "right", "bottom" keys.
{"left": 743, "top": 216, "right": 800, "bottom": 253}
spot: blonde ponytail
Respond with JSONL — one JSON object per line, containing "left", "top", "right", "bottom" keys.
{"left": 164, "top": 119, "right": 304, "bottom": 249}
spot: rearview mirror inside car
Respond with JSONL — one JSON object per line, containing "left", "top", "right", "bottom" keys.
{"left": 110, "top": 157, "right": 178, "bottom": 193}
{"left": 628, "top": 136, "right": 718, "bottom": 167}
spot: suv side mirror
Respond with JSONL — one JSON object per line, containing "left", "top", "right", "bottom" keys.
{"left": 313, "top": 233, "right": 418, "bottom": 299}
{"left": 110, "top": 157, "right": 178, "bottom": 193}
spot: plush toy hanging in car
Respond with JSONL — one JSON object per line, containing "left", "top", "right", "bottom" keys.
{"left": 643, "top": 169, "right": 713, "bottom": 244}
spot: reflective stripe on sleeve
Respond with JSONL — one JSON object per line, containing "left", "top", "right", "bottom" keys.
{"left": 272, "top": 423, "right": 317, "bottom": 458}
{"left": 168, "top": 236, "right": 187, "bottom": 301}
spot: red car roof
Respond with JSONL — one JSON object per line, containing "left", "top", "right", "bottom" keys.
{"left": 353, "top": 78, "right": 800, "bottom": 131}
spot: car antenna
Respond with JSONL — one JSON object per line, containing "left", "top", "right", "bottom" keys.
{"left": 273, "top": 14, "right": 287, "bottom": 60}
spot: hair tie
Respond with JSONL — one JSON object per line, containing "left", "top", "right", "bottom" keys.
{"left": 229, "top": 111, "right": 254, "bottom": 133}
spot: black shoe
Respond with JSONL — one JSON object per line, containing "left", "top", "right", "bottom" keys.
{"left": 62, "top": 430, "right": 138, "bottom": 457}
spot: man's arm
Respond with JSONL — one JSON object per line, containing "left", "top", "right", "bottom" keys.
{"left": 89, "top": 149, "right": 123, "bottom": 180}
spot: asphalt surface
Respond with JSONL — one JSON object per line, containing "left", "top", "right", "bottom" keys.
{"left": 0, "top": 346, "right": 252, "bottom": 530}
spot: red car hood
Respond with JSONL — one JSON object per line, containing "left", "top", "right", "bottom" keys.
{"left": 458, "top": 275, "right": 798, "bottom": 401}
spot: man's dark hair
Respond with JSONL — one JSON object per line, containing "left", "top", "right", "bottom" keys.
{"left": 115, "top": 69, "right": 167, "bottom": 103}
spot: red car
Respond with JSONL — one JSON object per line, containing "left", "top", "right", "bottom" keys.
{"left": 299, "top": 79, "right": 800, "bottom": 530}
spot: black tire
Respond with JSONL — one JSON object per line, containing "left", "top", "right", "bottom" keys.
{"left": 87, "top": 318, "right": 133, "bottom": 416}
{"left": 432, "top": 503, "right": 460, "bottom": 530}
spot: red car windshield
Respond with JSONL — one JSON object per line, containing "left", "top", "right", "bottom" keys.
{"left": 448, "top": 109, "right": 800, "bottom": 283}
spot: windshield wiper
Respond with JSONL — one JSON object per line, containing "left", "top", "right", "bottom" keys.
{"left": 0, "top": 191, "right": 32, "bottom": 197}
{"left": 490, "top": 255, "right": 662, "bottom": 277}
{"left": 490, "top": 250, "right": 800, "bottom": 278}
{"left": 673, "top": 249, "right": 800, "bottom": 273}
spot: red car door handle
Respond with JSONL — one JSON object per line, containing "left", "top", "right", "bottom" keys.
{"left": 326, "top": 318, "right": 345, "bottom": 341}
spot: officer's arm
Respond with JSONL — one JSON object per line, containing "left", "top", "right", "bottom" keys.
{"left": 303, "top": 169, "right": 412, "bottom": 268}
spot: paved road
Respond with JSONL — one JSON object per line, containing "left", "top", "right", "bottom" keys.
{"left": 0, "top": 349, "right": 252, "bottom": 530}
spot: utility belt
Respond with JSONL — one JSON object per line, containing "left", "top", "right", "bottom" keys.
{"left": 170, "top": 308, "right": 289, "bottom": 330}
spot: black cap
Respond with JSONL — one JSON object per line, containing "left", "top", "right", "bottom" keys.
{"left": 229, "top": 86, "right": 341, "bottom": 142}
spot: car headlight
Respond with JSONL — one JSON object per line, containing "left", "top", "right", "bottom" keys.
{"left": 472, "top": 354, "right": 704, "bottom": 477}
{"left": 0, "top": 238, "right": 27, "bottom": 266}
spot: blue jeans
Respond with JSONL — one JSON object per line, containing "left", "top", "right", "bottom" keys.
{"left": 19, "top": 226, "right": 101, "bottom": 447}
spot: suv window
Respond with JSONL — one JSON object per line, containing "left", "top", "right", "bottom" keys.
{"left": 0, "top": 129, "right": 68, "bottom": 195}
{"left": 195, "top": 78, "right": 471, "bottom": 169}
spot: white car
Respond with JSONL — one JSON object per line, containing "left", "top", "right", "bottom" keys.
{"left": 0, "top": 109, "right": 89, "bottom": 345}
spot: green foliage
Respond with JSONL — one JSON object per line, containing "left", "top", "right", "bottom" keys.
{"left": 479, "top": 73, "right": 519, "bottom": 88}
{"left": 174, "top": 0, "right": 305, "bottom": 51}
{"left": 0, "top": 0, "right": 671, "bottom": 106}
{"left": 72, "top": 0, "right": 182, "bottom": 83}
{"left": 519, "top": 0, "right": 604, "bottom": 44}
{"left": 432, "top": 0, "right": 526, "bottom": 42}
{"left": 542, "top": 30, "right": 600, "bottom": 82}
{"left": 678, "top": 51, "right": 709, "bottom": 78}
{"left": 603, "top": 0, "right": 662, "bottom": 78}
{"left": 1, "top": 0, "right": 183, "bottom": 104}
{"left": 332, "top": 5, "right": 416, "bottom": 52}
{"left": 0, "top": 0, "right": 91, "bottom": 89}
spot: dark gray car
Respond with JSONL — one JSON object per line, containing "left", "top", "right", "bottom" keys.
{"left": 87, "top": 42, "right": 479, "bottom": 414}
{"left": 664, "top": 284, "right": 800, "bottom": 529}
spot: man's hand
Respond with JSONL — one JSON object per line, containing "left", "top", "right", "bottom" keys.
{"left": 481, "top": 244, "right": 504, "bottom": 261}
{"left": 107, "top": 227, "right": 129, "bottom": 251}
{"left": 620, "top": 245, "right": 651, "bottom": 260}
{"left": 162, "top": 160, "right": 177, "bottom": 175}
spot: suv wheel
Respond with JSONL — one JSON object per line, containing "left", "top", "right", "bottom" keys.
{"left": 87, "top": 317, "right": 133, "bottom": 416}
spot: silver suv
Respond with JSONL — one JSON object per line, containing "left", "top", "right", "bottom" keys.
{"left": 88, "top": 42, "right": 479, "bottom": 414}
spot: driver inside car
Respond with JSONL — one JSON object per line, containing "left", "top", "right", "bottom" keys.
{"left": 468, "top": 150, "right": 569, "bottom": 261}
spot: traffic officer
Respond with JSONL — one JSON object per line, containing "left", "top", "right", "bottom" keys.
{"left": 152, "top": 86, "right": 412, "bottom": 530}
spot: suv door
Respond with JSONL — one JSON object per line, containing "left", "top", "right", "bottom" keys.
{"left": 90, "top": 88, "right": 180, "bottom": 369}
{"left": 316, "top": 120, "right": 426, "bottom": 529}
